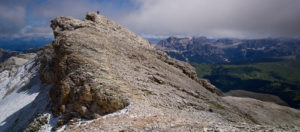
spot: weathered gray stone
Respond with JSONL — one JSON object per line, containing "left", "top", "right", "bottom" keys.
{"left": 37, "top": 12, "right": 300, "bottom": 131}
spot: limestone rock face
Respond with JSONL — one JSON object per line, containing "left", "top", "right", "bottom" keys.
{"left": 47, "top": 14, "right": 132, "bottom": 120}
{"left": 39, "top": 12, "right": 300, "bottom": 131}
{"left": 45, "top": 12, "right": 228, "bottom": 123}
{"left": 38, "top": 44, "right": 55, "bottom": 84}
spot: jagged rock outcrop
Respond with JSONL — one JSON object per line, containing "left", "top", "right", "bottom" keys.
{"left": 44, "top": 14, "right": 131, "bottom": 122}
{"left": 45, "top": 12, "right": 229, "bottom": 123}
{"left": 36, "top": 12, "right": 300, "bottom": 131}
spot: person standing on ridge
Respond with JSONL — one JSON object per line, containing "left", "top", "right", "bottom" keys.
{"left": 97, "top": 10, "right": 99, "bottom": 14}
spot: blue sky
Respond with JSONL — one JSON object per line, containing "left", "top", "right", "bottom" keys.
{"left": 1, "top": 0, "right": 300, "bottom": 39}
{"left": 0, "top": 0, "right": 139, "bottom": 38}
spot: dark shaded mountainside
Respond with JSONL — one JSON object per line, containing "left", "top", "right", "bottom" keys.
{"left": 0, "top": 48, "right": 38, "bottom": 71}
{"left": 154, "top": 36, "right": 300, "bottom": 109}
{"left": 154, "top": 36, "right": 300, "bottom": 64}
{"left": 0, "top": 13, "right": 300, "bottom": 131}
{"left": 0, "top": 48, "right": 39, "bottom": 63}
{"left": 0, "top": 48, "right": 19, "bottom": 63}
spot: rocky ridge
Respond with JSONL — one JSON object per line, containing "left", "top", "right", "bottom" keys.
{"left": 38, "top": 12, "right": 300, "bottom": 131}
{"left": 0, "top": 12, "right": 299, "bottom": 131}
{"left": 43, "top": 12, "right": 223, "bottom": 124}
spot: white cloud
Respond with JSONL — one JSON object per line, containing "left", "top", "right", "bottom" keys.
{"left": 120, "top": 0, "right": 300, "bottom": 38}
{"left": 2, "top": 0, "right": 300, "bottom": 39}
{"left": 0, "top": 3, "right": 27, "bottom": 36}
{"left": 17, "top": 25, "right": 53, "bottom": 38}
{"left": 33, "top": 0, "right": 100, "bottom": 20}
{"left": 0, "top": 0, "right": 102, "bottom": 38}
{"left": 0, "top": 5, "right": 26, "bottom": 26}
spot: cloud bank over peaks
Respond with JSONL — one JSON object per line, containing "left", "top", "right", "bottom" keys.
{"left": 121, "top": 0, "right": 300, "bottom": 39}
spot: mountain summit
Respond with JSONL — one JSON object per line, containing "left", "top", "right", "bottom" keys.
{"left": 46, "top": 11, "right": 223, "bottom": 127}
{"left": 0, "top": 12, "right": 299, "bottom": 131}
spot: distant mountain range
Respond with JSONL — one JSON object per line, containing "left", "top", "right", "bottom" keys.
{"left": 0, "top": 37, "right": 52, "bottom": 51}
{"left": 153, "top": 36, "right": 300, "bottom": 109}
{"left": 152, "top": 36, "right": 300, "bottom": 64}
